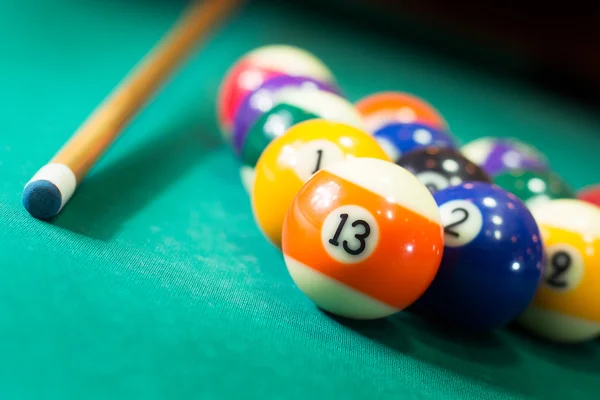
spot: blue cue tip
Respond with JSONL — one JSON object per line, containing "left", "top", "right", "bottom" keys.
{"left": 22, "top": 180, "right": 63, "bottom": 220}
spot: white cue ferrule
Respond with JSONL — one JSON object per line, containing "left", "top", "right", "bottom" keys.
{"left": 27, "top": 163, "right": 77, "bottom": 211}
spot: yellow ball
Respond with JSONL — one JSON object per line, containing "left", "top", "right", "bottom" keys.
{"left": 251, "top": 119, "right": 391, "bottom": 248}
{"left": 518, "top": 199, "right": 600, "bottom": 342}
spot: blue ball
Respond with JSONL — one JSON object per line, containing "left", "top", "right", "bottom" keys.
{"left": 373, "top": 122, "right": 456, "bottom": 162}
{"left": 410, "top": 182, "right": 544, "bottom": 332}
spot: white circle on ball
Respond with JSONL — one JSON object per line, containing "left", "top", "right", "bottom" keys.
{"left": 527, "top": 177, "right": 547, "bottom": 194}
{"left": 501, "top": 150, "right": 523, "bottom": 169}
{"left": 439, "top": 199, "right": 483, "bottom": 247}
{"left": 542, "top": 244, "right": 584, "bottom": 293}
{"left": 442, "top": 159, "right": 460, "bottom": 173}
{"left": 413, "top": 129, "right": 433, "bottom": 145}
{"left": 321, "top": 205, "right": 380, "bottom": 264}
{"left": 292, "top": 139, "right": 345, "bottom": 182}
{"left": 249, "top": 89, "right": 275, "bottom": 112}
{"left": 415, "top": 171, "right": 450, "bottom": 193}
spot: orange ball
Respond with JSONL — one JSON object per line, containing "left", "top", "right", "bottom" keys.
{"left": 355, "top": 91, "right": 448, "bottom": 133}
{"left": 282, "top": 157, "right": 444, "bottom": 319}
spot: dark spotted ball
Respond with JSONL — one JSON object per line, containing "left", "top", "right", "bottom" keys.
{"left": 398, "top": 147, "right": 492, "bottom": 193}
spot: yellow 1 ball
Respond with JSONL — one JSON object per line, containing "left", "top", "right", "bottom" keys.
{"left": 251, "top": 119, "right": 391, "bottom": 248}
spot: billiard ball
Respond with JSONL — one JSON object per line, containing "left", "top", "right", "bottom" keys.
{"left": 494, "top": 169, "right": 575, "bottom": 209}
{"left": 239, "top": 89, "right": 367, "bottom": 193}
{"left": 373, "top": 122, "right": 457, "bottom": 163}
{"left": 233, "top": 85, "right": 363, "bottom": 156}
{"left": 397, "top": 147, "right": 492, "bottom": 194}
{"left": 217, "top": 45, "right": 335, "bottom": 137}
{"left": 282, "top": 157, "right": 444, "bottom": 319}
{"left": 518, "top": 199, "right": 600, "bottom": 343}
{"left": 461, "top": 137, "right": 549, "bottom": 176}
{"left": 252, "top": 119, "right": 390, "bottom": 248}
{"left": 239, "top": 103, "right": 319, "bottom": 193}
{"left": 409, "top": 182, "right": 544, "bottom": 331}
{"left": 577, "top": 184, "right": 600, "bottom": 208}
{"left": 355, "top": 91, "right": 448, "bottom": 133}
{"left": 231, "top": 75, "right": 339, "bottom": 153}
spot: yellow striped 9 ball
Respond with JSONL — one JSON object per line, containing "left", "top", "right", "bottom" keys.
{"left": 518, "top": 199, "right": 600, "bottom": 342}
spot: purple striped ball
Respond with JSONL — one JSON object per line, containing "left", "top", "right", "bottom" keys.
{"left": 461, "top": 137, "right": 548, "bottom": 176}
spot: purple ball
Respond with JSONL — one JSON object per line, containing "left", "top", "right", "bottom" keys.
{"left": 483, "top": 141, "right": 546, "bottom": 175}
{"left": 462, "top": 138, "right": 549, "bottom": 176}
{"left": 231, "top": 75, "right": 339, "bottom": 155}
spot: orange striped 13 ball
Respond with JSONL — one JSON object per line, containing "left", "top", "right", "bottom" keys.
{"left": 282, "top": 157, "right": 444, "bottom": 319}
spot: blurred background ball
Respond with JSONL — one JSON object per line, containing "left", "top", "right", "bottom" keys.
{"left": 217, "top": 45, "right": 335, "bottom": 138}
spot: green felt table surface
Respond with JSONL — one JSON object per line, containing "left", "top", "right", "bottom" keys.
{"left": 1, "top": 1, "right": 599, "bottom": 399}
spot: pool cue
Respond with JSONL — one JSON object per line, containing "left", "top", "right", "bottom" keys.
{"left": 22, "top": 0, "right": 243, "bottom": 220}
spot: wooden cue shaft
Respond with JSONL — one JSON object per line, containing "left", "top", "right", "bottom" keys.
{"left": 53, "top": 0, "right": 241, "bottom": 183}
